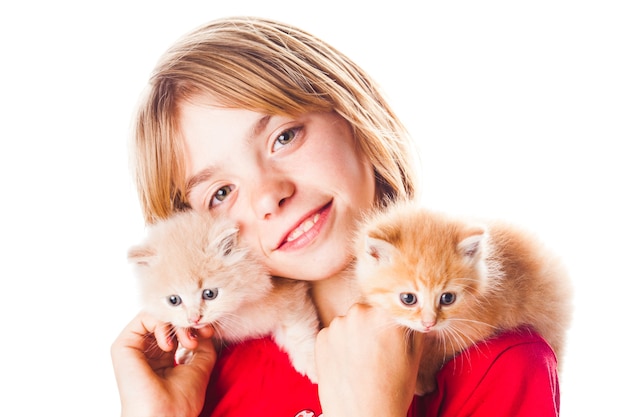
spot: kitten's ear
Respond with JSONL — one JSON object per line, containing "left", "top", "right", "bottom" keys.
{"left": 213, "top": 226, "right": 240, "bottom": 257}
{"left": 364, "top": 236, "right": 397, "bottom": 264}
{"left": 127, "top": 245, "right": 156, "bottom": 267}
{"left": 457, "top": 227, "right": 486, "bottom": 263}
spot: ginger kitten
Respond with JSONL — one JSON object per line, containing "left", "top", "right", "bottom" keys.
{"left": 354, "top": 200, "right": 573, "bottom": 395}
{"left": 128, "top": 210, "right": 320, "bottom": 382}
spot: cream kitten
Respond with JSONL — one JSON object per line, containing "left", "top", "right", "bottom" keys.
{"left": 354, "top": 200, "right": 573, "bottom": 395}
{"left": 128, "top": 210, "right": 320, "bottom": 382}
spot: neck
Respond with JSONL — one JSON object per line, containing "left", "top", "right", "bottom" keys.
{"left": 310, "top": 267, "right": 361, "bottom": 327}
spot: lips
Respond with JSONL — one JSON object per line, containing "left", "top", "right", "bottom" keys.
{"left": 285, "top": 213, "right": 321, "bottom": 242}
{"left": 276, "top": 201, "right": 331, "bottom": 250}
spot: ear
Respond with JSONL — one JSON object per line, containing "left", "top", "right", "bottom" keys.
{"left": 456, "top": 227, "right": 486, "bottom": 263}
{"left": 127, "top": 245, "right": 156, "bottom": 267}
{"left": 364, "top": 235, "right": 398, "bottom": 264}
{"left": 212, "top": 226, "right": 240, "bottom": 257}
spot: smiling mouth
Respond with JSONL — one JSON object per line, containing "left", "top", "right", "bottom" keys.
{"left": 276, "top": 201, "right": 331, "bottom": 250}
{"left": 285, "top": 213, "right": 321, "bottom": 242}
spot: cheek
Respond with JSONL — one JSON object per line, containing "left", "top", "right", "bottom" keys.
{"left": 334, "top": 146, "right": 373, "bottom": 186}
{"left": 236, "top": 230, "right": 268, "bottom": 263}
{"left": 313, "top": 120, "right": 374, "bottom": 198}
{"left": 319, "top": 156, "right": 375, "bottom": 223}
{"left": 356, "top": 165, "right": 376, "bottom": 207}
{"left": 342, "top": 152, "right": 376, "bottom": 208}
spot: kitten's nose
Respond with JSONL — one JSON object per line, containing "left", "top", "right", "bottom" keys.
{"left": 421, "top": 320, "right": 436, "bottom": 330}
{"left": 188, "top": 314, "right": 203, "bottom": 325}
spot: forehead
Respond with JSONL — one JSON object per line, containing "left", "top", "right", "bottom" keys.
{"left": 179, "top": 98, "right": 267, "bottom": 177}
{"left": 179, "top": 98, "right": 263, "bottom": 142}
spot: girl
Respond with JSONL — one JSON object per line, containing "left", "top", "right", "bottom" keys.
{"left": 111, "top": 16, "right": 560, "bottom": 417}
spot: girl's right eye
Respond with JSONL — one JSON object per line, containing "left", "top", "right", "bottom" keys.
{"left": 209, "top": 185, "right": 233, "bottom": 208}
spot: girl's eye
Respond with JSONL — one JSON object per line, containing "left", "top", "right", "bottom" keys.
{"left": 210, "top": 185, "right": 233, "bottom": 207}
{"left": 399, "top": 292, "right": 418, "bottom": 306}
{"left": 202, "top": 288, "right": 219, "bottom": 300}
{"left": 440, "top": 292, "right": 456, "bottom": 306}
{"left": 271, "top": 127, "right": 300, "bottom": 152}
{"left": 168, "top": 295, "right": 182, "bottom": 306}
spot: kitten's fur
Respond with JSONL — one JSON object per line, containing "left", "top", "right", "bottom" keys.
{"left": 354, "top": 200, "right": 573, "bottom": 395}
{"left": 128, "top": 210, "right": 320, "bottom": 382}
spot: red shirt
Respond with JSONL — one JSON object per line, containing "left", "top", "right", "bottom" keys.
{"left": 200, "top": 327, "right": 559, "bottom": 417}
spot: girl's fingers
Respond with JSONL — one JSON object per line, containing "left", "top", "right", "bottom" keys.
{"left": 154, "top": 321, "right": 176, "bottom": 352}
{"left": 176, "top": 335, "right": 218, "bottom": 383}
{"left": 177, "top": 325, "right": 215, "bottom": 350}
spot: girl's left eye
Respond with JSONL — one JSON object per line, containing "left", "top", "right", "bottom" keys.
{"left": 271, "top": 127, "right": 300, "bottom": 152}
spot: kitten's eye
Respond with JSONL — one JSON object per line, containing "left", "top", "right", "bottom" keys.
{"left": 210, "top": 186, "right": 233, "bottom": 207}
{"left": 168, "top": 295, "right": 182, "bottom": 306}
{"left": 440, "top": 292, "right": 456, "bottom": 306}
{"left": 202, "top": 288, "right": 219, "bottom": 300}
{"left": 271, "top": 127, "right": 300, "bottom": 152}
{"left": 399, "top": 292, "right": 418, "bottom": 306}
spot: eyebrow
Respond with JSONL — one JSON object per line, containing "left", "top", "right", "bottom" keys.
{"left": 251, "top": 114, "right": 272, "bottom": 140}
{"left": 184, "top": 114, "right": 273, "bottom": 197}
{"left": 185, "top": 167, "right": 215, "bottom": 197}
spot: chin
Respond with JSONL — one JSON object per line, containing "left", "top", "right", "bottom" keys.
{"left": 271, "top": 241, "right": 353, "bottom": 281}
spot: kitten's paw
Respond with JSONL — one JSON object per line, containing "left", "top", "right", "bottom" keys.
{"left": 175, "top": 347, "right": 194, "bottom": 364}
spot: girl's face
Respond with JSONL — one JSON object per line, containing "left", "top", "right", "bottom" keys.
{"left": 180, "top": 96, "right": 376, "bottom": 281}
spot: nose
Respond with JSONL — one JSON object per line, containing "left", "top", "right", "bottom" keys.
{"left": 422, "top": 320, "right": 435, "bottom": 330}
{"left": 188, "top": 314, "right": 203, "bottom": 325}
{"left": 251, "top": 173, "right": 295, "bottom": 220}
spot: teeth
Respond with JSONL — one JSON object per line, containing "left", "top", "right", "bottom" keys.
{"left": 286, "top": 213, "right": 320, "bottom": 242}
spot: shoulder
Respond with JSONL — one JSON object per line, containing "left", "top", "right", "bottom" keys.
{"left": 442, "top": 326, "right": 559, "bottom": 392}
{"left": 414, "top": 327, "right": 560, "bottom": 417}
{"left": 465, "top": 326, "right": 558, "bottom": 372}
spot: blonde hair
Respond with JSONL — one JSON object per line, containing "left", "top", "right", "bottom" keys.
{"left": 132, "top": 16, "right": 419, "bottom": 224}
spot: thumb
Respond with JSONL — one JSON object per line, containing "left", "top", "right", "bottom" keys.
{"left": 178, "top": 336, "right": 218, "bottom": 383}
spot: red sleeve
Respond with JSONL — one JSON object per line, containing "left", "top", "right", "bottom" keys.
{"left": 412, "top": 327, "right": 560, "bottom": 417}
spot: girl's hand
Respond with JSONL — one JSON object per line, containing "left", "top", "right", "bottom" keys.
{"left": 111, "top": 311, "right": 217, "bottom": 417}
{"left": 315, "top": 303, "right": 423, "bottom": 417}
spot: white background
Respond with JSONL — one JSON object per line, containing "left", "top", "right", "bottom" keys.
{"left": 1, "top": 1, "right": 624, "bottom": 415}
